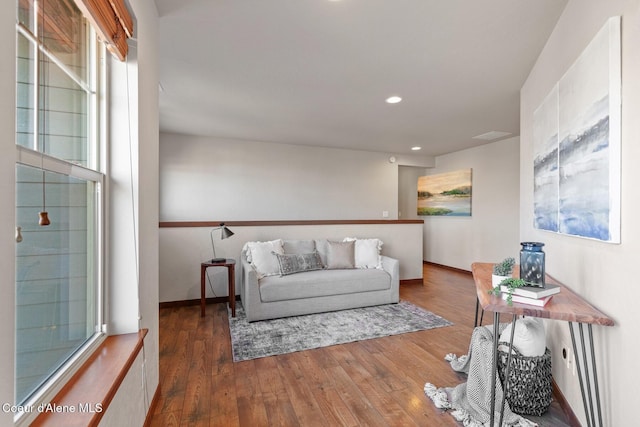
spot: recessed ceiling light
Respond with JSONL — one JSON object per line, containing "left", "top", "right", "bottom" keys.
{"left": 411, "top": 146, "right": 421, "bottom": 151}
{"left": 385, "top": 96, "right": 402, "bottom": 104}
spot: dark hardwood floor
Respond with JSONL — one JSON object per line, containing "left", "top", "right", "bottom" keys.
{"left": 149, "top": 264, "right": 575, "bottom": 426}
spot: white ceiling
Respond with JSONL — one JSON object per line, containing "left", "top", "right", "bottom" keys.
{"left": 154, "top": 0, "right": 567, "bottom": 157}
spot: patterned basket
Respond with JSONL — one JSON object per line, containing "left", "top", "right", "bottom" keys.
{"left": 497, "top": 344, "right": 553, "bottom": 416}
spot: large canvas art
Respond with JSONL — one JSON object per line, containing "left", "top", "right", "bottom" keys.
{"left": 417, "top": 169, "right": 472, "bottom": 216}
{"left": 533, "top": 17, "right": 621, "bottom": 243}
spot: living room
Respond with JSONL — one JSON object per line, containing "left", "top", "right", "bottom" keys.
{"left": 1, "top": 0, "right": 639, "bottom": 426}
{"left": 156, "top": 2, "right": 639, "bottom": 423}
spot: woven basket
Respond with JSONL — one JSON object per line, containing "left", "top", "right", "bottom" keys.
{"left": 497, "top": 344, "right": 552, "bottom": 416}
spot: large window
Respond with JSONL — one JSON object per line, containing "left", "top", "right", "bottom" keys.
{"left": 15, "top": 0, "right": 104, "bottom": 410}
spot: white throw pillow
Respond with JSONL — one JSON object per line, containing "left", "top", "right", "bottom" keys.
{"left": 244, "top": 240, "right": 284, "bottom": 278}
{"left": 343, "top": 237, "right": 383, "bottom": 269}
{"left": 499, "top": 317, "right": 546, "bottom": 357}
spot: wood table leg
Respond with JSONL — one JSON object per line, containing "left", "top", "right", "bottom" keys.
{"left": 228, "top": 264, "right": 236, "bottom": 317}
{"left": 200, "top": 264, "right": 206, "bottom": 317}
{"left": 474, "top": 298, "right": 479, "bottom": 327}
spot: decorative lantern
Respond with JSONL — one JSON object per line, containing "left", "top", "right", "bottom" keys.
{"left": 520, "top": 242, "right": 545, "bottom": 288}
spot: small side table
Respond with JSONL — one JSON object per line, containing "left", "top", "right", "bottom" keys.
{"left": 200, "top": 259, "right": 236, "bottom": 317}
{"left": 472, "top": 262, "right": 613, "bottom": 427}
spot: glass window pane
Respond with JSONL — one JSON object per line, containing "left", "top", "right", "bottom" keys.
{"left": 17, "top": 0, "right": 35, "bottom": 34}
{"left": 17, "top": 0, "right": 88, "bottom": 77}
{"left": 16, "top": 32, "right": 35, "bottom": 150}
{"left": 39, "top": 55, "right": 89, "bottom": 165}
{"left": 15, "top": 164, "right": 97, "bottom": 405}
{"left": 40, "top": 0, "right": 90, "bottom": 84}
{"left": 16, "top": 0, "right": 92, "bottom": 166}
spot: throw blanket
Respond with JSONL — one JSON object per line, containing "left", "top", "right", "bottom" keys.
{"left": 424, "top": 324, "right": 537, "bottom": 427}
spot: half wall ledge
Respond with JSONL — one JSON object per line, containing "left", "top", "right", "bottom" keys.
{"left": 159, "top": 219, "right": 424, "bottom": 227}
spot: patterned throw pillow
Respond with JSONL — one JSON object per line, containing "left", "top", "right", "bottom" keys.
{"left": 274, "top": 251, "right": 324, "bottom": 276}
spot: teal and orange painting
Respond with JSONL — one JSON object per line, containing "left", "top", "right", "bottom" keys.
{"left": 417, "top": 169, "right": 472, "bottom": 216}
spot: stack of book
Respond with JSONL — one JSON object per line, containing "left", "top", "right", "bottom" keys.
{"left": 501, "top": 283, "right": 561, "bottom": 307}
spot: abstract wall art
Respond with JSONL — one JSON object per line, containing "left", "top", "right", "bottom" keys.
{"left": 533, "top": 16, "right": 621, "bottom": 243}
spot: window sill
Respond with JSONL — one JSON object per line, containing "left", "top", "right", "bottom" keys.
{"left": 30, "top": 329, "right": 148, "bottom": 427}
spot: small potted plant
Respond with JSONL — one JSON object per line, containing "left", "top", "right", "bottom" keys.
{"left": 492, "top": 257, "right": 515, "bottom": 287}
{"left": 489, "top": 277, "right": 527, "bottom": 305}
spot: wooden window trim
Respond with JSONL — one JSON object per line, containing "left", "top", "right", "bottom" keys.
{"left": 30, "top": 329, "right": 148, "bottom": 427}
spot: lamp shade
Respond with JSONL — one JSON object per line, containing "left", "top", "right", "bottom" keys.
{"left": 220, "top": 225, "right": 234, "bottom": 240}
{"left": 210, "top": 223, "right": 234, "bottom": 263}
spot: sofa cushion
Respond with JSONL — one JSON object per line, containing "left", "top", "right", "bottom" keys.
{"left": 244, "top": 240, "right": 284, "bottom": 278}
{"left": 326, "top": 240, "right": 355, "bottom": 269}
{"left": 343, "top": 237, "right": 383, "bottom": 269}
{"left": 274, "top": 251, "right": 324, "bottom": 276}
{"left": 314, "top": 239, "right": 330, "bottom": 265}
{"left": 258, "top": 268, "right": 391, "bottom": 302}
{"left": 283, "top": 239, "right": 316, "bottom": 254}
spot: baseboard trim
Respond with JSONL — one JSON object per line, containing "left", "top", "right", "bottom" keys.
{"left": 552, "top": 379, "right": 581, "bottom": 426}
{"left": 143, "top": 385, "right": 161, "bottom": 427}
{"left": 400, "top": 278, "right": 423, "bottom": 286}
{"left": 159, "top": 296, "right": 240, "bottom": 309}
{"left": 423, "top": 260, "right": 472, "bottom": 275}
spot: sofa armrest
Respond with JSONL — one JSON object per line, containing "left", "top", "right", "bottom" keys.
{"left": 381, "top": 255, "right": 400, "bottom": 303}
{"left": 381, "top": 255, "right": 399, "bottom": 281}
{"left": 240, "top": 254, "right": 260, "bottom": 313}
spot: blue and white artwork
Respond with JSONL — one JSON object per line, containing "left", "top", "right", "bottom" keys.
{"left": 533, "top": 17, "right": 621, "bottom": 243}
{"left": 533, "top": 85, "right": 559, "bottom": 232}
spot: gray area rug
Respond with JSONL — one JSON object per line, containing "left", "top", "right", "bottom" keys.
{"left": 228, "top": 301, "right": 453, "bottom": 362}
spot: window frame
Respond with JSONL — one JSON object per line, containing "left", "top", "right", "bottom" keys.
{"left": 14, "top": 1, "right": 107, "bottom": 423}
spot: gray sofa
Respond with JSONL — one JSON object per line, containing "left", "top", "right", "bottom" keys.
{"left": 240, "top": 238, "right": 400, "bottom": 322}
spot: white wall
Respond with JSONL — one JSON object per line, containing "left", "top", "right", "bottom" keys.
{"left": 108, "top": 44, "right": 140, "bottom": 335}
{"left": 0, "top": 1, "right": 16, "bottom": 424}
{"left": 99, "top": 352, "right": 146, "bottom": 427}
{"left": 398, "top": 166, "right": 426, "bottom": 220}
{"left": 104, "top": 0, "right": 160, "bottom": 421}
{"left": 160, "top": 133, "right": 403, "bottom": 221}
{"left": 520, "top": 1, "right": 640, "bottom": 425}
{"left": 158, "top": 132, "right": 430, "bottom": 302}
{"left": 135, "top": 0, "right": 161, "bottom": 410}
{"left": 423, "top": 137, "right": 521, "bottom": 270}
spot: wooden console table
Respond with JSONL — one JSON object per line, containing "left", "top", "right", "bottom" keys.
{"left": 201, "top": 259, "right": 236, "bottom": 317}
{"left": 472, "top": 262, "right": 614, "bottom": 427}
